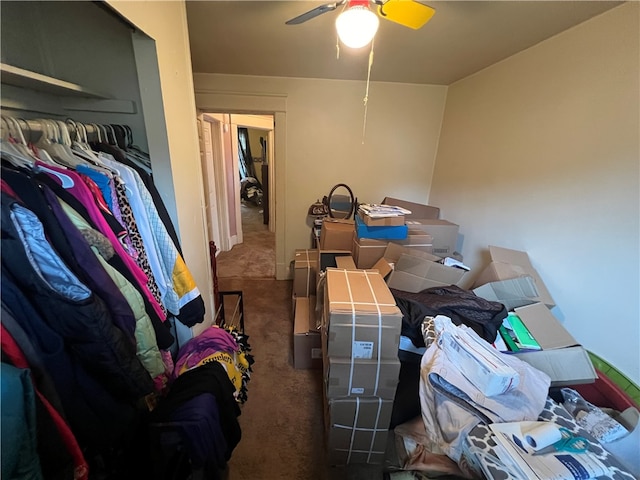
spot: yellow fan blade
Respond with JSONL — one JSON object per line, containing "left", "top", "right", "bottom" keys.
{"left": 378, "top": 0, "right": 435, "bottom": 30}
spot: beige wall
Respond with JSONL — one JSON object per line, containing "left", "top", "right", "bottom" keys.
{"left": 430, "top": 3, "right": 639, "bottom": 382}
{"left": 194, "top": 73, "right": 448, "bottom": 276}
{"left": 106, "top": 1, "right": 214, "bottom": 326}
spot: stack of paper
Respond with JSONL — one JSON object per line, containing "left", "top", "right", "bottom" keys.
{"left": 358, "top": 204, "right": 412, "bottom": 218}
{"left": 488, "top": 422, "right": 610, "bottom": 480}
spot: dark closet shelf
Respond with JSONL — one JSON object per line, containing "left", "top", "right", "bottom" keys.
{"left": 1, "top": 63, "right": 110, "bottom": 98}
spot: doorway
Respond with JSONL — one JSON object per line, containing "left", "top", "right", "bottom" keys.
{"left": 197, "top": 112, "right": 276, "bottom": 279}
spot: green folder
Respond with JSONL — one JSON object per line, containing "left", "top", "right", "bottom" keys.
{"left": 508, "top": 313, "right": 542, "bottom": 350}
{"left": 498, "top": 325, "right": 520, "bottom": 352}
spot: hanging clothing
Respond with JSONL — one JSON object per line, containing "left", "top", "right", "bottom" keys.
{"left": 1, "top": 192, "right": 154, "bottom": 400}
{"left": 1, "top": 362, "right": 45, "bottom": 480}
{"left": 99, "top": 154, "right": 205, "bottom": 326}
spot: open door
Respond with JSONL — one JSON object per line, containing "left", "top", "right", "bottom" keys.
{"left": 198, "top": 113, "right": 239, "bottom": 251}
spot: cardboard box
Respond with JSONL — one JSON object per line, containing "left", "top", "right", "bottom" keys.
{"left": 403, "top": 219, "right": 459, "bottom": 257}
{"left": 335, "top": 255, "right": 357, "bottom": 270}
{"left": 355, "top": 215, "right": 408, "bottom": 240}
{"left": 473, "top": 275, "right": 539, "bottom": 311}
{"left": 320, "top": 219, "right": 355, "bottom": 251}
{"left": 511, "top": 302, "right": 596, "bottom": 386}
{"left": 293, "top": 249, "right": 318, "bottom": 297}
{"left": 386, "top": 253, "right": 467, "bottom": 293}
{"left": 324, "top": 269, "right": 402, "bottom": 360}
{"left": 352, "top": 236, "right": 388, "bottom": 269}
{"left": 326, "top": 396, "right": 393, "bottom": 465}
{"left": 294, "top": 296, "right": 322, "bottom": 369}
{"left": 324, "top": 355, "right": 400, "bottom": 399}
{"left": 391, "top": 229, "right": 433, "bottom": 255}
{"left": 472, "top": 246, "right": 555, "bottom": 308}
{"left": 381, "top": 197, "right": 440, "bottom": 220}
{"left": 358, "top": 212, "right": 405, "bottom": 227}
{"left": 382, "top": 243, "right": 441, "bottom": 264}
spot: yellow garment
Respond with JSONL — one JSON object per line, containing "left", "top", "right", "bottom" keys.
{"left": 178, "top": 350, "right": 250, "bottom": 395}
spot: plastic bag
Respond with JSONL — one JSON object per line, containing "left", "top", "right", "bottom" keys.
{"left": 561, "top": 388, "right": 628, "bottom": 443}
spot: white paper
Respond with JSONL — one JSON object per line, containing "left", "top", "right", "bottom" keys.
{"left": 489, "top": 422, "right": 610, "bottom": 480}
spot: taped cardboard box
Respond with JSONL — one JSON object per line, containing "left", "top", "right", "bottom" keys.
{"left": 472, "top": 245, "right": 555, "bottom": 308}
{"left": 325, "top": 396, "right": 393, "bottom": 465}
{"left": 404, "top": 218, "right": 459, "bottom": 257}
{"left": 324, "top": 269, "right": 402, "bottom": 360}
{"left": 324, "top": 355, "right": 400, "bottom": 399}
{"left": 320, "top": 219, "right": 355, "bottom": 251}
{"left": 386, "top": 253, "right": 467, "bottom": 293}
{"left": 381, "top": 197, "right": 440, "bottom": 220}
{"left": 511, "top": 302, "right": 596, "bottom": 386}
{"left": 294, "top": 296, "right": 322, "bottom": 369}
{"left": 293, "top": 249, "right": 318, "bottom": 297}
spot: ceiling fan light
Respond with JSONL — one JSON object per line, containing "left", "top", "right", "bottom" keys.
{"left": 335, "top": 5, "right": 379, "bottom": 49}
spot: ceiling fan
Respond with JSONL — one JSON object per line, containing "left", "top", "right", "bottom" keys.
{"left": 285, "top": 0, "right": 435, "bottom": 48}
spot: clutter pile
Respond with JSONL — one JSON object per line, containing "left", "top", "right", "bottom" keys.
{"left": 290, "top": 195, "right": 638, "bottom": 478}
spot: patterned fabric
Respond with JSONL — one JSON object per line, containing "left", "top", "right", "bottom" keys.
{"left": 112, "top": 175, "right": 166, "bottom": 318}
{"left": 462, "top": 397, "right": 636, "bottom": 480}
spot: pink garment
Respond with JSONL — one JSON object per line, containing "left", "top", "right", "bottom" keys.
{"left": 36, "top": 161, "right": 166, "bottom": 322}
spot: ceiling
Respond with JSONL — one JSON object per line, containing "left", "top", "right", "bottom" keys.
{"left": 186, "top": 1, "right": 623, "bottom": 85}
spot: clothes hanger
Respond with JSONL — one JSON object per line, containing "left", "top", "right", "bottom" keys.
{"left": 16, "top": 118, "right": 57, "bottom": 166}
{"left": 68, "top": 119, "right": 103, "bottom": 164}
{"left": 75, "top": 122, "right": 118, "bottom": 175}
{"left": 105, "top": 124, "right": 118, "bottom": 147}
{"left": 34, "top": 118, "right": 84, "bottom": 169}
{"left": 0, "top": 116, "right": 36, "bottom": 169}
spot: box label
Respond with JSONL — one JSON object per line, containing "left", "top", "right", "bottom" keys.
{"left": 350, "top": 387, "right": 365, "bottom": 394}
{"left": 352, "top": 341, "right": 374, "bottom": 359}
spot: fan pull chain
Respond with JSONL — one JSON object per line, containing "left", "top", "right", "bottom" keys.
{"left": 362, "top": 38, "right": 375, "bottom": 144}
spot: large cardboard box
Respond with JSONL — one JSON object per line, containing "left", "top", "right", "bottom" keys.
{"left": 403, "top": 219, "right": 459, "bottom": 257}
{"left": 473, "top": 276, "right": 539, "bottom": 311}
{"left": 391, "top": 229, "right": 433, "bottom": 255}
{"left": 352, "top": 236, "right": 388, "bottom": 269}
{"left": 324, "top": 269, "right": 402, "bottom": 360}
{"left": 382, "top": 243, "right": 441, "bottom": 264}
{"left": 326, "top": 396, "right": 393, "bottom": 465}
{"left": 386, "top": 253, "right": 467, "bottom": 293}
{"left": 293, "top": 249, "right": 318, "bottom": 297}
{"left": 381, "top": 197, "right": 440, "bottom": 220}
{"left": 511, "top": 302, "right": 596, "bottom": 386}
{"left": 320, "top": 219, "right": 355, "bottom": 251}
{"left": 472, "top": 246, "right": 555, "bottom": 308}
{"left": 324, "top": 355, "right": 400, "bottom": 399}
{"left": 294, "top": 296, "right": 322, "bottom": 369}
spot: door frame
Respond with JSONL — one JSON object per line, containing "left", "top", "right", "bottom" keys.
{"left": 194, "top": 90, "right": 288, "bottom": 279}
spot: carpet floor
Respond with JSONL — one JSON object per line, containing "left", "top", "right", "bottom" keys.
{"left": 215, "top": 203, "right": 389, "bottom": 480}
